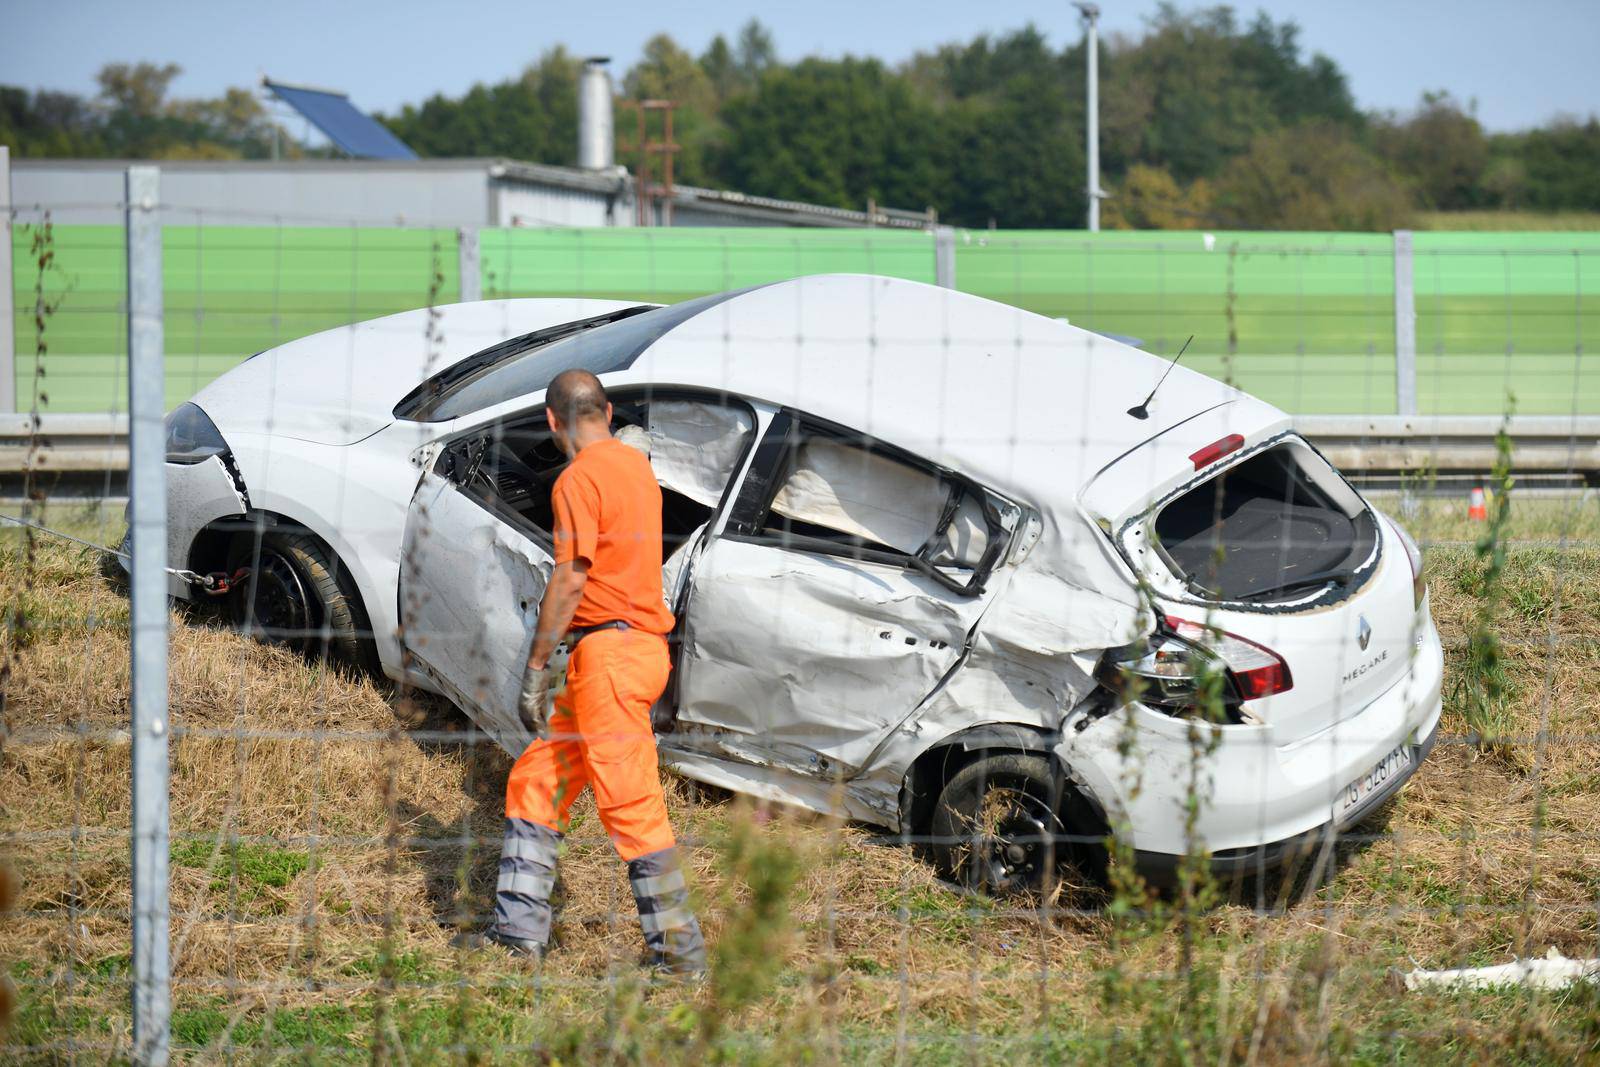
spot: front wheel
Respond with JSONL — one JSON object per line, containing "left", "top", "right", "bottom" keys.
{"left": 931, "top": 753, "right": 1068, "bottom": 895}
{"left": 229, "top": 530, "right": 379, "bottom": 674}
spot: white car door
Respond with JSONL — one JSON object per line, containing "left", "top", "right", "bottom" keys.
{"left": 400, "top": 394, "right": 760, "bottom": 756}
{"left": 399, "top": 431, "right": 558, "bottom": 755}
{"left": 673, "top": 411, "right": 1019, "bottom": 779}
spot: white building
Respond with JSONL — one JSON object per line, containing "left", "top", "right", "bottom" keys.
{"left": 10, "top": 156, "right": 935, "bottom": 230}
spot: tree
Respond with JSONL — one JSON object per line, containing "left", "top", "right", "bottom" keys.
{"left": 626, "top": 34, "right": 716, "bottom": 113}
{"left": 901, "top": 28, "right": 1087, "bottom": 226}
{"left": 1099, "top": 6, "right": 1360, "bottom": 183}
{"left": 735, "top": 20, "right": 777, "bottom": 84}
{"left": 699, "top": 20, "right": 776, "bottom": 103}
{"left": 1374, "top": 92, "right": 1488, "bottom": 210}
{"left": 382, "top": 48, "right": 580, "bottom": 163}
{"left": 1511, "top": 118, "right": 1600, "bottom": 211}
{"left": 1102, "top": 164, "right": 1213, "bottom": 229}
{"left": 17, "top": 17, "right": 1599, "bottom": 228}
{"left": 622, "top": 35, "right": 720, "bottom": 184}
{"left": 700, "top": 35, "right": 740, "bottom": 102}
{"left": 0, "top": 87, "right": 106, "bottom": 156}
{"left": 96, "top": 62, "right": 180, "bottom": 119}
{"left": 1213, "top": 123, "right": 1413, "bottom": 230}
{"left": 716, "top": 58, "right": 943, "bottom": 213}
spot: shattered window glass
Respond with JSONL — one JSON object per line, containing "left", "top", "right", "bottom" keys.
{"left": 761, "top": 432, "right": 988, "bottom": 569}
{"left": 448, "top": 392, "right": 756, "bottom": 564}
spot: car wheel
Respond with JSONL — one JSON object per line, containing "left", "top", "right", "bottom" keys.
{"left": 931, "top": 753, "right": 1067, "bottom": 895}
{"left": 229, "top": 530, "right": 379, "bottom": 674}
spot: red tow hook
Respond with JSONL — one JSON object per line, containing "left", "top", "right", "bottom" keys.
{"left": 203, "top": 567, "right": 252, "bottom": 596}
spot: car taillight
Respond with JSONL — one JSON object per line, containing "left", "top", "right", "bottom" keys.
{"left": 1095, "top": 615, "right": 1293, "bottom": 721}
{"left": 1165, "top": 616, "right": 1293, "bottom": 700}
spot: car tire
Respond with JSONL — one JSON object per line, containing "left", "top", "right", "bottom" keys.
{"left": 229, "top": 530, "right": 379, "bottom": 675}
{"left": 931, "top": 752, "right": 1068, "bottom": 895}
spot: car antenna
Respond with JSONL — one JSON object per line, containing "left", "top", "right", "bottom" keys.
{"left": 1126, "top": 334, "right": 1193, "bottom": 420}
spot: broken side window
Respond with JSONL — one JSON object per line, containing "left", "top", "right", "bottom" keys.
{"left": 752, "top": 422, "right": 1001, "bottom": 592}
{"left": 614, "top": 397, "right": 757, "bottom": 560}
{"left": 437, "top": 393, "right": 755, "bottom": 560}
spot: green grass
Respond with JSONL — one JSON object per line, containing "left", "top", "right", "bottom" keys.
{"left": 169, "top": 836, "right": 311, "bottom": 908}
{"left": 1418, "top": 210, "right": 1600, "bottom": 232}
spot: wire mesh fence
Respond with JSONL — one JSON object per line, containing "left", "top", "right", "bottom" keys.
{"left": 3, "top": 174, "right": 1599, "bottom": 1064}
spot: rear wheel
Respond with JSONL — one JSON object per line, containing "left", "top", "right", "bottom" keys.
{"left": 229, "top": 530, "right": 379, "bottom": 674}
{"left": 931, "top": 753, "right": 1067, "bottom": 895}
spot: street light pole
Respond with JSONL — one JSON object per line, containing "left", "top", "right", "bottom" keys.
{"left": 1073, "top": 2, "right": 1102, "bottom": 231}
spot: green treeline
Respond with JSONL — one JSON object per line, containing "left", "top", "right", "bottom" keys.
{"left": 4, "top": 7, "right": 1598, "bottom": 229}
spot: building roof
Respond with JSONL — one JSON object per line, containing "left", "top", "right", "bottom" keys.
{"left": 13, "top": 157, "right": 935, "bottom": 229}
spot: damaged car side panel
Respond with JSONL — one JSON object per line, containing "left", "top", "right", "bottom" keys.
{"left": 164, "top": 452, "right": 248, "bottom": 599}
{"left": 400, "top": 470, "right": 552, "bottom": 754}
{"left": 673, "top": 537, "right": 983, "bottom": 777}
{"left": 843, "top": 552, "right": 1138, "bottom": 832}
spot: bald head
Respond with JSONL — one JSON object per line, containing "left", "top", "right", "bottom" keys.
{"left": 547, "top": 369, "right": 609, "bottom": 428}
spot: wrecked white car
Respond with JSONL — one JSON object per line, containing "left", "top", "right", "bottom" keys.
{"left": 157, "top": 274, "right": 1443, "bottom": 889}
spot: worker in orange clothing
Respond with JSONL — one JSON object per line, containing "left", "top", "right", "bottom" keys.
{"left": 471, "top": 368, "right": 705, "bottom": 975}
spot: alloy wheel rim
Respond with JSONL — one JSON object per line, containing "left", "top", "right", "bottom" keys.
{"left": 968, "top": 786, "right": 1061, "bottom": 893}
{"left": 246, "top": 550, "right": 313, "bottom": 651}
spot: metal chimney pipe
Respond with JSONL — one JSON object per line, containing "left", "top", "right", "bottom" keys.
{"left": 578, "top": 57, "right": 614, "bottom": 170}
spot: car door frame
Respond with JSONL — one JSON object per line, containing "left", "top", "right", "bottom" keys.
{"left": 400, "top": 385, "right": 767, "bottom": 745}
{"left": 667, "top": 405, "right": 1022, "bottom": 774}
{"left": 420, "top": 385, "right": 768, "bottom": 561}
{"left": 718, "top": 407, "right": 1015, "bottom": 592}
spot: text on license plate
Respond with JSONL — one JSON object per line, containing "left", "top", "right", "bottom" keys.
{"left": 1337, "top": 743, "right": 1413, "bottom": 818}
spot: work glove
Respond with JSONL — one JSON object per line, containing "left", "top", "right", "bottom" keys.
{"left": 518, "top": 662, "right": 552, "bottom": 739}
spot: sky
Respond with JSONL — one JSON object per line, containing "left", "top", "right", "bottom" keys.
{"left": 3, "top": 0, "right": 1597, "bottom": 132}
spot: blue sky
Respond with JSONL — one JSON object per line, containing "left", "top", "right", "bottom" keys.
{"left": 3, "top": 0, "right": 1596, "bottom": 132}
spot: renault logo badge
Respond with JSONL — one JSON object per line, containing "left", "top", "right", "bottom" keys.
{"left": 1358, "top": 615, "right": 1372, "bottom": 652}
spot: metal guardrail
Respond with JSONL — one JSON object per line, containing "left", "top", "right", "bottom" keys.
{"left": 3, "top": 414, "right": 1596, "bottom": 487}
{"left": 0, "top": 413, "right": 131, "bottom": 473}
{"left": 1292, "top": 416, "right": 1600, "bottom": 477}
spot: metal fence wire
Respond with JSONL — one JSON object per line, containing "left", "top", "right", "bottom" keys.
{"left": 2, "top": 166, "right": 1600, "bottom": 1065}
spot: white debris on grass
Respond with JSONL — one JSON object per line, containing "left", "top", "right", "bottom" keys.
{"left": 1403, "top": 948, "right": 1600, "bottom": 992}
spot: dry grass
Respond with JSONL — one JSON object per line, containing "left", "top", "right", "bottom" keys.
{"left": 1414, "top": 210, "right": 1600, "bottom": 232}
{"left": 3, "top": 498, "right": 1600, "bottom": 1063}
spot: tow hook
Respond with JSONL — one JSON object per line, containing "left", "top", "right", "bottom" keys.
{"left": 202, "top": 567, "right": 252, "bottom": 596}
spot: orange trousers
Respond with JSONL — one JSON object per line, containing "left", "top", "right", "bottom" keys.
{"left": 505, "top": 629, "right": 676, "bottom": 861}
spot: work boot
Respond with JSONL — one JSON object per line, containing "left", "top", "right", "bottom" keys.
{"left": 628, "top": 847, "right": 707, "bottom": 978}
{"left": 493, "top": 818, "right": 561, "bottom": 950}
{"left": 451, "top": 926, "right": 545, "bottom": 962}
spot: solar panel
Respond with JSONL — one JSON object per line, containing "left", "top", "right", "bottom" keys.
{"left": 264, "top": 80, "right": 418, "bottom": 160}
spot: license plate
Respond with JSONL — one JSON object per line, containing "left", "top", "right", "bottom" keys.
{"left": 1337, "top": 743, "right": 1413, "bottom": 818}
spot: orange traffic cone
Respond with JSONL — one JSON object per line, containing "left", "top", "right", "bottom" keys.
{"left": 1468, "top": 486, "right": 1488, "bottom": 521}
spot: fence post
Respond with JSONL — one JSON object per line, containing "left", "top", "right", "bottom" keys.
{"left": 126, "top": 164, "right": 171, "bottom": 1067}
{"left": 1, "top": 146, "right": 14, "bottom": 413}
{"left": 1393, "top": 229, "right": 1417, "bottom": 417}
{"left": 933, "top": 225, "right": 956, "bottom": 290}
{"left": 457, "top": 225, "right": 481, "bottom": 303}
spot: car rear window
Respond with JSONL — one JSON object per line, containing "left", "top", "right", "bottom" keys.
{"left": 1153, "top": 443, "right": 1378, "bottom": 603}
{"left": 399, "top": 287, "right": 758, "bottom": 423}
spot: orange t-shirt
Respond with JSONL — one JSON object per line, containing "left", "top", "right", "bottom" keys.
{"left": 550, "top": 437, "right": 675, "bottom": 635}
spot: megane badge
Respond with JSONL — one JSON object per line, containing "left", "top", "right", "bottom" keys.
{"left": 1358, "top": 615, "right": 1372, "bottom": 652}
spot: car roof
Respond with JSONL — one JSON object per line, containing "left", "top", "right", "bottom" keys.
{"left": 614, "top": 273, "right": 1272, "bottom": 501}
{"left": 196, "top": 298, "right": 649, "bottom": 446}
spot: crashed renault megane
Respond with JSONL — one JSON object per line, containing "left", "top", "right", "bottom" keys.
{"left": 153, "top": 274, "right": 1443, "bottom": 890}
